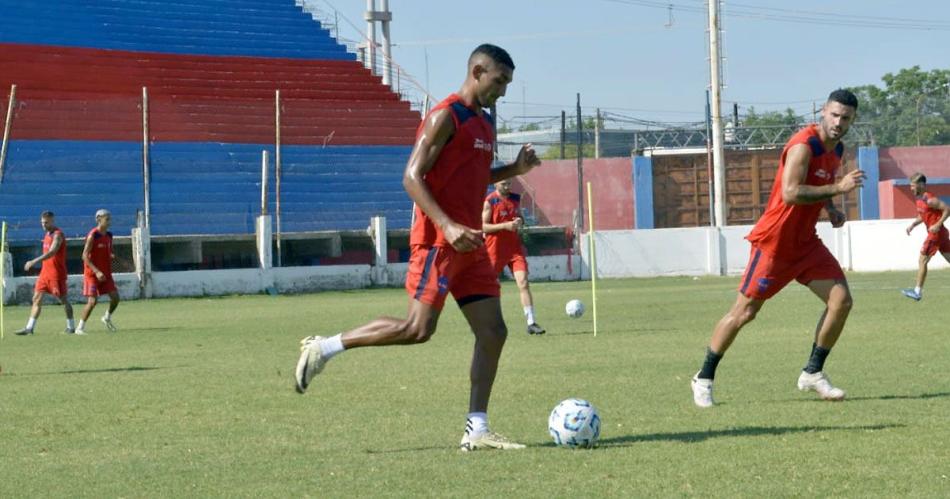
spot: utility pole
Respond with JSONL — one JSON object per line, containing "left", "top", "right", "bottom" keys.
{"left": 707, "top": 0, "right": 727, "bottom": 227}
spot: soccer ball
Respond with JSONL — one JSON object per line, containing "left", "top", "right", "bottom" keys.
{"left": 548, "top": 398, "right": 601, "bottom": 449}
{"left": 565, "top": 299, "right": 585, "bottom": 318}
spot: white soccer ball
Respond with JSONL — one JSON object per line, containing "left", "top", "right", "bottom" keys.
{"left": 549, "top": 398, "right": 601, "bottom": 449}
{"left": 565, "top": 299, "right": 585, "bottom": 318}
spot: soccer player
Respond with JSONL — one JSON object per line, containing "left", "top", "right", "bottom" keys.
{"left": 690, "top": 89, "right": 866, "bottom": 407}
{"left": 15, "top": 211, "right": 75, "bottom": 335}
{"left": 482, "top": 178, "right": 545, "bottom": 335}
{"left": 77, "top": 209, "right": 119, "bottom": 335}
{"left": 294, "top": 44, "right": 540, "bottom": 451}
{"left": 901, "top": 173, "right": 950, "bottom": 301}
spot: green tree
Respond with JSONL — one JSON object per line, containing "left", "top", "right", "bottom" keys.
{"left": 540, "top": 143, "right": 596, "bottom": 160}
{"left": 849, "top": 66, "right": 950, "bottom": 146}
{"left": 741, "top": 106, "right": 802, "bottom": 127}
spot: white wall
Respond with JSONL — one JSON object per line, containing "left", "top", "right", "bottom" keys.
{"left": 3, "top": 220, "right": 945, "bottom": 304}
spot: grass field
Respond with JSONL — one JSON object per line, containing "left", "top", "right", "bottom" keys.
{"left": 1, "top": 270, "right": 949, "bottom": 497}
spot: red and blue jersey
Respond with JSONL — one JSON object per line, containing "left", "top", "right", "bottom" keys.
{"left": 916, "top": 191, "right": 949, "bottom": 240}
{"left": 39, "top": 228, "right": 67, "bottom": 279}
{"left": 83, "top": 227, "right": 113, "bottom": 278}
{"left": 409, "top": 94, "right": 495, "bottom": 247}
{"left": 484, "top": 190, "right": 523, "bottom": 256}
{"left": 747, "top": 124, "right": 843, "bottom": 260}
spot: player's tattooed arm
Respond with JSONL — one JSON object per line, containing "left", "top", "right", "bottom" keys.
{"left": 782, "top": 144, "right": 865, "bottom": 205}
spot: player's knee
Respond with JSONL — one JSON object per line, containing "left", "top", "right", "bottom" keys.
{"left": 482, "top": 323, "right": 508, "bottom": 344}
{"left": 401, "top": 319, "right": 433, "bottom": 344}
{"left": 737, "top": 305, "right": 759, "bottom": 325}
{"left": 831, "top": 292, "right": 853, "bottom": 312}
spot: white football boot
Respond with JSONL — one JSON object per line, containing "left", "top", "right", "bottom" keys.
{"left": 797, "top": 371, "right": 845, "bottom": 401}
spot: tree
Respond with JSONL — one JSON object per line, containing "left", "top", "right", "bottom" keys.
{"left": 740, "top": 106, "right": 802, "bottom": 127}
{"left": 849, "top": 66, "right": 950, "bottom": 147}
{"left": 540, "top": 143, "right": 595, "bottom": 160}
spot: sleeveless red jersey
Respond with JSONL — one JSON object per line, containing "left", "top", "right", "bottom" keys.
{"left": 747, "top": 124, "right": 843, "bottom": 260}
{"left": 916, "top": 192, "right": 949, "bottom": 240}
{"left": 83, "top": 227, "right": 113, "bottom": 277}
{"left": 409, "top": 94, "right": 495, "bottom": 247}
{"left": 39, "top": 228, "right": 67, "bottom": 279}
{"left": 484, "top": 190, "right": 522, "bottom": 254}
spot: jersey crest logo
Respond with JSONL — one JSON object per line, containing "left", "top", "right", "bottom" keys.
{"left": 813, "top": 169, "right": 830, "bottom": 180}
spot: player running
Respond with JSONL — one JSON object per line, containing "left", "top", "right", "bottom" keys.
{"left": 690, "top": 89, "right": 865, "bottom": 407}
{"left": 14, "top": 211, "right": 75, "bottom": 335}
{"left": 294, "top": 44, "right": 540, "bottom": 451}
{"left": 482, "top": 179, "right": 545, "bottom": 335}
{"left": 77, "top": 209, "right": 120, "bottom": 335}
{"left": 901, "top": 173, "right": 950, "bottom": 301}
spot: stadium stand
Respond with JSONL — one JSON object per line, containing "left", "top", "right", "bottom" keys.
{"left": 0, "top": 0, "right": 419, "bottom": 244}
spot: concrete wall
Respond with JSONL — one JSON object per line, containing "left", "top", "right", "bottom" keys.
{"left": 878, "top": 145, "right": 950, "bottom": 181}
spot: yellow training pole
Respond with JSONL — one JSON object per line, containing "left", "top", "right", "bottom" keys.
{"left": 1, "top": 221, "right": 6, "bottom": 340}
{"left": 586, "top": 182, "right": 597, "bottom": 337}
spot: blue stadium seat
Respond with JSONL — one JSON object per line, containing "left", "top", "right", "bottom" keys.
{"left": 0, "top": 140, "right": 412, "bottom": 241}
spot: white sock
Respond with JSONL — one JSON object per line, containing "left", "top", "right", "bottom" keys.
{"left": 104, "top": 311, "right": 112, "bottom": 320}
{"left": 77, "top": 320, "right": 86, "bottom": 330}
{"left": 66, "top": 319, "right": 75, "bottom": 329}
{"left": 318, "top": 334, "right": 345, "bottom": 360}
{"left": 26, "top": 317, "right": 36, "bottom": 330}
{"left": 915, "top": 286, "right": 922, "bottom": 295}
{"left": 524, "top": 306, "right": 535, "bottom": 325}
{"left": 466, "top": 412, "right": 489, "bottom": 436}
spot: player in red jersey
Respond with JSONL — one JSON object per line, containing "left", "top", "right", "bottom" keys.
{"left": 690, "top": 89, "right": 866, "bottom": 407}
{"left": 901, "top": 172, "right": 950, "bottom": 301}
{"left": 294, "top": 44, "right": 541, "bottom": 451}
{"left": 77, "top": 209, "right": 120, "bottom": 335}
{"left": 14, "top": 211, "right": 75, "bottom": 335}
{"left": 483, "top": 178, "right": 545, "bottom": 335}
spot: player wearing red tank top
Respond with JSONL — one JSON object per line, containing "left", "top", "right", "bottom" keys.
{"left": 77, "top": 209, "right": 120, "bottom": 335}
{"left": 691, "top": 89, "right": 866, "bottom": 408}
{"left": 901, "top": 172, "right": 950, "bottom": 301}
{"left": 14, "top": 211, "right": 76, "bottom": 336}
{"left": 294, "top": 45, "right": 541, "bottom": 451}
{"left": 482, "top": 178, "right": 545, "bottom": 335}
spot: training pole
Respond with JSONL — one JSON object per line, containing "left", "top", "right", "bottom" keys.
{"left": 586, "top": 182, "right": 598, "bottom": 337}
{"left": 1, "top": 221, "right": 7, "bottom": 339}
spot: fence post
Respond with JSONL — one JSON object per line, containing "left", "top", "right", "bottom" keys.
{"left": 370, "top": 216, "right": 388, "bottom": 286}
{"left": 0, "top": 84, "right": 17, "bottom": 184}
{"left": 142, "top": 87, "right": 151, "bottom": 229}
{"left": 132, "top": 211, "right": 153, "bottom": 299}
{"left": 275, "top": 90, "right": 283, "bottom": 267}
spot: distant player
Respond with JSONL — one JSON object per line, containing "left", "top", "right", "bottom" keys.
{"left": 482, "top": 179, "right": 545, "bottom": 335}
{"left": 14, "top": 211, "right": 75, "bottom": 335}
{"left": 690, "top": 89, "right": 866, "bottom": 407}
{"left": 293, "top": 44, "right": 541, "bottom": 451}
{"left": 77, "top": 209, "right": 119, "bottom": 335}
{"left": 901, "top": 172, "right": 950, "bottom": 301}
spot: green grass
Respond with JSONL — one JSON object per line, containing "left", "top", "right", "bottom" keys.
{"left": 1, "top": 270, "right": 949, "bottom": 497}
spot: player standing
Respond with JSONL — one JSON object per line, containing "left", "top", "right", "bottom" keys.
{"left": 294, "top": 44, "right": 540, "bottom": 451}
{"left": 77, "top": 209, "right": 120, "bottom": 335}
{"left": 482, "top": 179, "right": 545, "bottom": 335}
{"left": 690, "top": 89, "right": 866, "bottom": 407}
{"left": 15, "top": 211, "right": 75, "bottom": 335}
{"left": 901, "top": 173, "right": 950, "bottom": 301}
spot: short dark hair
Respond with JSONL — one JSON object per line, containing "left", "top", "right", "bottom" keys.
{"left": 910, "top": 172, "right": 927, "bottom": 184}
{"left": 828, "top": 88, "right": 858, "bottom": 110}
{"left": 41, "top": 211, "right": 54, "bottom": 219}
{"left": 469, "top": 44, "right": 515, "bottom": 70}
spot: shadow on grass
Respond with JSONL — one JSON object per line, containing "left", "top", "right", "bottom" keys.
{"left": 846, "top": 391, "right": 950, "bottom": 402}
{"left": 363, "top": 424, "right": 904, "bottom": 454}
{"left": 15, "top": 366, "right": 165, "bottom": 376}
{"left": 594, "top": 423, "right": 904, "bottom": 447}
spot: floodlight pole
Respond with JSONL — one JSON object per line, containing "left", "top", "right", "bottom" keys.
{"left": 708, "top": 0, "right": 727, "bottom": 227}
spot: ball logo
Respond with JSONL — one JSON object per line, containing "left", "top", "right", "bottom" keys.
{"left": 436, "top": 276, "right": 449, "bottom": 295}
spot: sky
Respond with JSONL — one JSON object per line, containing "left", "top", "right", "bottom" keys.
{"left": 317, "top": 0, "right": 950, "bottom": 128}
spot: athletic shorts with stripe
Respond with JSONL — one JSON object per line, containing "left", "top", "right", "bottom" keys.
{"left": 83, "top": 275, "right": 117, "bottom": 297}
{"left": 489, "top": 247, "right": 528, "bottom": 275}
{"left": 738, "top": 243, "right": 845, "bottom": 300}
{"left": 921, "top": 229, "right": 950, "bottom": 256}
{"left": 36, "top": 276, "right": 68, "bottom": 298}
{"left": 405, "top": 244, "right": 500, "bottom": 310}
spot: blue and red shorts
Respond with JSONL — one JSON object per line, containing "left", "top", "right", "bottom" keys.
{"left": 405, "top": 245, "right": 500, "bottom": 310}
{"left": 921, "top": 229, "right": 950, "bottom": 256}
{"left": 83, "top": 274, "right": 117, "bottom": 297}
{"left": 739, "top": 244, "right": 845, "bottom": 300}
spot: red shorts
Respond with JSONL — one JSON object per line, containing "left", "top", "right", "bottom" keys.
{"left": 83, "top": 274, "right": 117, "bottom": 297}
{"left": 35, "top": 275, "right": 68, "bottom": 298}
{"left": 489, "top": 247, "right": 528, "bottom": 275}
{"left": 405, "top": 245, "right": 500, "bottom": 310}
{"left": 739, "top": 244, "right": 845, "bottom": 300}
{"left": 921, "top": 231, "right": 950, "bottom": 256}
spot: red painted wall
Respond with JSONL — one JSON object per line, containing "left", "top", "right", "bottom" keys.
{"left": 518, "top": 158, "right": 634, "bottom": 230}
{"left": 878, "top": 145, "right": 950, "bottom": 181}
